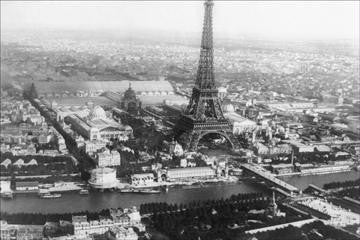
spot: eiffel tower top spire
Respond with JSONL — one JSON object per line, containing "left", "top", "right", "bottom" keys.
{"left": 195, "top": 0, "right": 215, "bottom": 90}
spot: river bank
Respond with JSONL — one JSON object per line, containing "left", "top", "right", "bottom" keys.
{"left": 1, "top": 170, "right": 359, "bottom": 214}
{"left": 0, "top": 180, "right": 264, "bottom": 214}
{"left": 279, "top": 170, "right": 359, "bottom": 190}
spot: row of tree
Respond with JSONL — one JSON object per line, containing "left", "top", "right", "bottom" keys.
{"left": 140, "top": 193, "right": 266, "bottom": 215}
{"left": 249, "top": 220, "right": 359, "bottom": 240}
{"left": 323, "top": 178, "right": 360, "bottom": 190}
{"left": 150, "top": 201, "right": 308, "bottom": 240}
{"left": 335, "top": 187, "right": 360, "bottom": 200}
{"left": 26, "top": 94, "right": 96, "bottom": 179}
{"left": 145, "top": 193, "right": 310, "bottom": 240}
{"left": 0, "top": 208, "right": 111, "bottom": 225}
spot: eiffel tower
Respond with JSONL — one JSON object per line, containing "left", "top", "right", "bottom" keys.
{"left": 174, "top": 0, "right": 240, "bottom": 151}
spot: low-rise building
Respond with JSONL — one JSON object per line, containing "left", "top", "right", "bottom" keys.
{"left": 288, "top": 141, "right": 315, "bottom": 153}
{"left": 73, "top": 216, "right": 114, "bottom": 237}
{"left": 0, "top": 181, "right": 12, "bottom": 194}
{"left": 0, "top": 220, "right": 15, "bottom": 240}
{"left": 16, "top": 224, "right": 44, "bottom": 240}
{"left": 38, "top": 133, "right": 53, "bottom": 144}
{"left": 163, "top": 140, "right": 184, "bottom": 157}
{"left": 109, "top": 207, "right": 143, "bottom": 229}
{"left": 94, "top": 149, "right": 121, "bottom": 167}
{"left": 222, "top": 104, "right": 257, "bottom": 135}
{"left": 15, "top": 181, "right": 39, "bottom": 192}
{"left": 106, "top": 226, "right": 138, "bottom": 240}
{"left": 271, "top": 164, "right": 294, "bottom": 175}
{"left": 166, "top": 167, "right": 217, "bottom": 180}
{"left": 254, "top": 142, "right": 269, "bottom": 155}
{"left": 83, "top": 140, "right": 107, "bottom": 154}
{"left": 130, "top": 173, "right": 155, "bottom": 185}
{"left": 72, "top": 207, "right": 143, "bottom": 238}
{"left": 0, "top": 221, "right": 43, "bottom": 240}
{"left": 56, "top": 135, "right": 67, "bottom": 150}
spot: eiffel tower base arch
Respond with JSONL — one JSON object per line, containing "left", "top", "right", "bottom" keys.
{"left": 174, "top": 118, "right": 241, "bottom": 152}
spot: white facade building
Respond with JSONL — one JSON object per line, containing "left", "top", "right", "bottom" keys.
{"left": 223, "top": 104, "right": 257, "bottom": 135}
{"left": 65, "top": 106, "right": 133, "bottom": 142}
{"left": 89, "top": 168, "right": 118, "bottom": 189}
{"left": 73, "top": 217, "right": 114, "bottom": 237}
{"left": 94, "top": 149, "right": 121, "bottom": 167}
{"left": 130, "top": 173, "right": 155, "bottom": 186}
{"left": 72, "top": 207, "right": 143, "bottom": 238}
{"left": 218, "top": 86, "right": 228, "bottom": 100}
{"left": 107, "top": 226, "right": 138, "bottom": 240}
{"left": 84, "top": 140, "right": 107, "bottom": 154}
{"left": 166, "top": 167, "right": 216, "bottom": 180}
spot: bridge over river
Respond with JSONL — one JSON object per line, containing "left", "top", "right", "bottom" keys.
{"left": 241, "top": 163, "right": 300, "bottom": 196}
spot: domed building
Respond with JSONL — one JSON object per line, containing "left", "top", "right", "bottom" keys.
{"left": 89, "top": 167, "right": 118, "bottom": 189}
{"left": 89, "top": 106, "right": 107, "bottom": 119}
{"left": 65, "top": 105, "right": 133, "bottom": 142}
{"left": 121, "top": 83, "right": 141, "bottom": 115}
{"left": 223, "top": 103, "right": 235, "bottom": 113}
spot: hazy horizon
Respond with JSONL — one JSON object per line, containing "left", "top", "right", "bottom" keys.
{"left": 1, "top": 1, "right": 359, "bottom": 43}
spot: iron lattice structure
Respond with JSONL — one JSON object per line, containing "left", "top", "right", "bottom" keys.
{"left": 174, "top": 0, "right": 240, "bottom": 151}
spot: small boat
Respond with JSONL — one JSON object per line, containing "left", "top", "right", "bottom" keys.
{"left": 137, "top": 189, "right": 161, "bottom": 194}
{"left": 119, "top": 188, "right": 134, "bottom": 193}
{"left": 119, "top": 188, "right": 161, "bottom": 194}
{"left": 40, "top": 193, "right": 62, "bottom": 199}
{"left": 79, "top": 189, "right": 89, "bottom": 195}
{"left": 1, "top": 192, "right": 14, "bottom": 199}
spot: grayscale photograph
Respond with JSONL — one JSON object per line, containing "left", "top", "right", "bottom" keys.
{"left": 0, "top": 0, "right": 359, "bottom": 239}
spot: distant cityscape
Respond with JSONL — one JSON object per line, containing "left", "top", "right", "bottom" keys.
{"left": 1, "top": 0, "right": 360, "bottom": 240}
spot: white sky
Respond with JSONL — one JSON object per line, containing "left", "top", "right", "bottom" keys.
{"left": 1, "top": 1, "right": 359, "bottom": 41}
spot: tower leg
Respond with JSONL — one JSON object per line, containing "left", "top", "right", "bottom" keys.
{"left": 177, "top": 128, "right": 241, "bottom": 152}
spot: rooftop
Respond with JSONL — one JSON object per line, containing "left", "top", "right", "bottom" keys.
{"left": 33, "top": 80, "right": 174, "bottom": 94}
{"left": 91, "top": 167, "right": 116, "bottom": 174}
{"left": 16, "top": 181, "right": 39, "bottom": 187}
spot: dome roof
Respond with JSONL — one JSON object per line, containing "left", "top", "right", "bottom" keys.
{"left": 124, "top": 125, "right": 133, "bottom": 131}
{"left": 86, "top": 101, "right": 94, "bottom": 107}
{"left": 13, "top": 159, "right": 24, "bottom": 166}
{"left": 123, "top": 83, "right": 137, "bottom": 100}
{"left": 90, "top": 106, "right": 106, "bottom": 120}
{"left": 218, "top": 87, "right": 227, "bottom": 93}
{"left": 91, "top": 167, "right": 116, "bottom": 175}
{"left": 223, "top": 103, "right": 235, "bottom": 113}
{"left": 26, "top": 159, "right": 38, "bottom": 166}
{"left": 1, "top": 159, "right": 12, "bottom": 167}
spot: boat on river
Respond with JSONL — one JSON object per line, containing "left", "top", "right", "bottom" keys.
{"left": 40, "top": 193, "right": 62, "bottom": 199}
{"left": 1, "top": 192, "right": 14, "bottom": 199}
{"left": 119, "top": 188, "right": 161, "bottom": 194}
{"left": 79, "top": 189, "right": 89, "bottom": 195}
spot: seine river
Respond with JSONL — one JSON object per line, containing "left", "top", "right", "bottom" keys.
{"left": 1, "top": 171, "right": 359, "bottom": 214}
